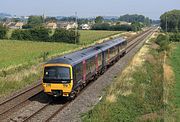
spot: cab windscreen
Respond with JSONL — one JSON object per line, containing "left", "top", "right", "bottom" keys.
{"left": 43, "top": 66, "right": 71, "bottom": 83}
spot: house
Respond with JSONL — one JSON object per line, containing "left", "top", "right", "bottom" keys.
{"left": 6, "top": 22, "right": 16, "bottom": 29}
{"left": 5, "top": 22, "right": 24, "bottom": 29}
{"left": 46, "top": 22, "right": 57, "bottom": 29}
{"left": 57, "top": 22, "right": 78, "bottom": 30}
{"left": 116, "top": 21, "right": 131, "bottom": 25}
{"left": 14, "top": 22, "right": 24, "bottom": 29}
{"left": 81, "top": 24, "right": 91, "bottom": 30}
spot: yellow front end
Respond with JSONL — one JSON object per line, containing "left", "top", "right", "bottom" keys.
{"left": 42, "top": 64, "right": 73, "bottom": 97}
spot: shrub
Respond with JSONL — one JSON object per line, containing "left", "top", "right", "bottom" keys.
{"left": 110, "top": 25, "right": 133, "bottom": 31}
{"left": 11, "top": 29, "right": 31, "bottom": 40}
{"left": 131, "top": 22, "right": 143, "bottom": 32}
{"left": 170, "top": 33, "right": 180, "bottom": 42}
{"left": 0, "top": 24, "right": 8, "bottom": 39}
{"left": 29, "top": 27, "right": 50, "bottom": 41}
{"left": 91, "top": 23, "right": 134, "bottom": 31}
{"left": 52, "top": 29, "right": 80, "bottom": 44}
{"left": 91, "top": 23, "right": 110, "bottom": 30}
{"left": 11, "top": 28, "right": 79, "bottom": 44}
{"left": 11, "top": 27, "right": 50, "bottom": 41}
{"left": 155, "top": 34, "right": 170, "bottom": 51}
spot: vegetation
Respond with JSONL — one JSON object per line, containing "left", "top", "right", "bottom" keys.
{"left": 92, "top": 23, "right": 110, "bottom": 30}
{"left": 170, "top": 43, "right": 180, "bottom": 120}
{"left": 0, "top": 30, "right": 121, "bottom": 96}
{"left": 119, "top": 14, "right": 151, "bottom": 26}
{"left": 52, "top": 29, "right": 80, "bottom": 44}
{"left": 60, "top": 16, "right": 76, "bottom": 22}
{"left": 0, "top": 24, "right": 8, "bottom": 39}
{"left": 95, "top": 16, "right": 104, "bottom": 23}
{"left": 131, "top": 22, "right": 144, "bottom": 32}
{"left": 82, "top": 37, "right": 165, "bottom": 122}
{"left": 169, "top": 33, "right": 180, "bottom": 42}
{"left": 160, "top": 10, "right": 180, "bottom": 32}
{"left": 45, "top": 17, "right": 57, "bottom": 23}
{"left": 155, "top": 33, "right": 180, "bottom": 51}
{"left": 78, "top": 30, "right": 120, "bottom": 45}
{"left": 11, "top": 27, "right": 50, "bottom": 41}
{"left": 0, "top": 30, "right": 120, "bottom": 69}
{"left": 23, "top": 15, "right": 44, "bottom": 29}
{"left": 92, "top": 22, "right": 142, "bottom": 32}
{"left": 155, "top": 34, "right": 170, "bottom": 51}
{"left": 11, "top": 28, "right": 80, "bottom": 43}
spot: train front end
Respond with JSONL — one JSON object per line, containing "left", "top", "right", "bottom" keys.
{"left": 42, "top": 64, "right": 73, "bottom": 97}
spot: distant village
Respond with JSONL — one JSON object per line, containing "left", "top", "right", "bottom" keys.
{"left": 0, "top": 13, "right": 132, "bottom": 30}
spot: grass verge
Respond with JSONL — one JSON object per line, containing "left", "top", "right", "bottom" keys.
{"left": 82, "top": 34, "right": 167, "bottom": 122}
{"left": 170, "top": 43, "right": 180, "bottom": 120}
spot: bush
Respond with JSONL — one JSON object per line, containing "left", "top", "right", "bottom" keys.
{"left": 11, "top": 27, "right": 50, "bottom": 41}
{"left": 155, "top": 34, "right": 170, "bottom": 51}
{"left": 11, "top": 28, "right": 79, "bottom": 44}
{"left": 0, "top": 24, "right": 8, "bottom": 39}
{"left": 91, "top": 23, "right": 110, "bottom": 30}
{"left": 91, "top": 23, "right": 134, "bottom": 31}
{"left": 29, "top": 27, "right": 50, "bottom": 41}
{"left": 11, "top": 29, "right": 31, "bottom": 40}
{"left": 110, "top": 25, "right": 133, "bottom": 31}
{"left": 170, "top": 33, "right": 180, "bottom": 42}
{"left": 131, "top": 22, "right": 143, "bottom": 32}
{"left": 51, "top": 29, "right": 80, "bottom": 44}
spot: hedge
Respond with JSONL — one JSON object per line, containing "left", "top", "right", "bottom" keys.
{"left": 11, "top": 28, "right": 80, "bottom": 44}
{"left": 51, "top": 29, "right": 80, "bottom": 44}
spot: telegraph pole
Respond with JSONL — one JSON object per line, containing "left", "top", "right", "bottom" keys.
{"left": 75, "top": 12, "right": 78, "bottom": 44}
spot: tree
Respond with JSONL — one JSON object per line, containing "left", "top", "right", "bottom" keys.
{"left": 60, "top": 17, "right": 76, "bottom": 22}
{"left": 11, "top": 27, "right": 50, "bottom": 41}
{"left": 91, "top": 23, "right": 133, "bottom": 31}
{"left": 0, "top": 24, "right": 8, "bottom": 39}
{"left": 131, "top": 22, "right": 143, "bottom": 31}
{"left": 95, "top": 16, "right": 104, "bottom": 23}
{"left": 45, "top": 17, "right": 57, "bottom": 23}
{"left": 12, "top": 18, "right": 20, "bottom": 22}
{"left": 119, "top": 14, "right": 151, "bottom": 26}
{"left": 52, "top": 29, "right": 80, "bottom": 43}
{"left": 27, "top": 16, "right": 44, "bottom": 28}
{"left": 155, "top": 34, "right": 170, "bottom": 51}
{"left": 160, "top": 10, "right": 180, "bottom": 32}
{"left": 92, "top": 23, "right": 110, "bottom": 30}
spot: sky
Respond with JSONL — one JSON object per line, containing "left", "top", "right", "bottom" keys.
{"left": 0, "top": 0, "right": 180, "bottom": 20}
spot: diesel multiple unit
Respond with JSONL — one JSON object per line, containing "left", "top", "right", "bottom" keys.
{"left": 42, "top": 38, "right": 127, "bottom": 98}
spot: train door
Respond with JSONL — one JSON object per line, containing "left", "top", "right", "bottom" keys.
{"left": 102, "top": 51, "right": 106, "bottom": 67}
{"left": 95, "top": 54, "right": 98, "bottom": 73}
{"left": 83, "top": 60, "right": 86, "bottom": 81}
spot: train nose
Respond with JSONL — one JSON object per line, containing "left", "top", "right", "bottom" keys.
{"left": 52, "top": 90, "right": 63, "bottom": 97}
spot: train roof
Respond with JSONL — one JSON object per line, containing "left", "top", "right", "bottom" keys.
{"left": 46, "top": 37, "right": 126, "bottom": 66}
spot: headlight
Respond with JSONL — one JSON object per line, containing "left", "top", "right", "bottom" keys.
{"left": 61, "top": 81, "right": 69, "bottom": 84}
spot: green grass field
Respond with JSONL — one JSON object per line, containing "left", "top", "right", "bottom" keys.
{"left": 171, "top": 43, "right": 180, "bottom": 107}
{"left": 79, "top": 30, "right": 120, "bottom": 45}
{"left": 170, "top": 43, "right": 180, "bottom": 120}
{"left": 0, "top": 30, "right": 121, "bottom": 96}
{"left": 0, "top": 30, "right": 120, "bottom": 70}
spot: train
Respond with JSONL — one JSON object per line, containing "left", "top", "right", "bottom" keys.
{"left": 42, "top": 38, "right": 127, "bottom": 99}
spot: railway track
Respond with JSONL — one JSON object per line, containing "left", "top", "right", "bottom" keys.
{"left": 22, "top": 76, "right": 97, "bottom": 122}
{"left": 0, "top": 81, "right": 42, "bottom": 120}
{"left": 0, "top": 27, "right": 157, "bottom": 121}
{"left": 21, "top": 27, "right": 156, "bottom": 122}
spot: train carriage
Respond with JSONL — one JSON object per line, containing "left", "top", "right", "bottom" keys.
{"left": 42, "top": 38, "right": 127, "bottom": 98}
